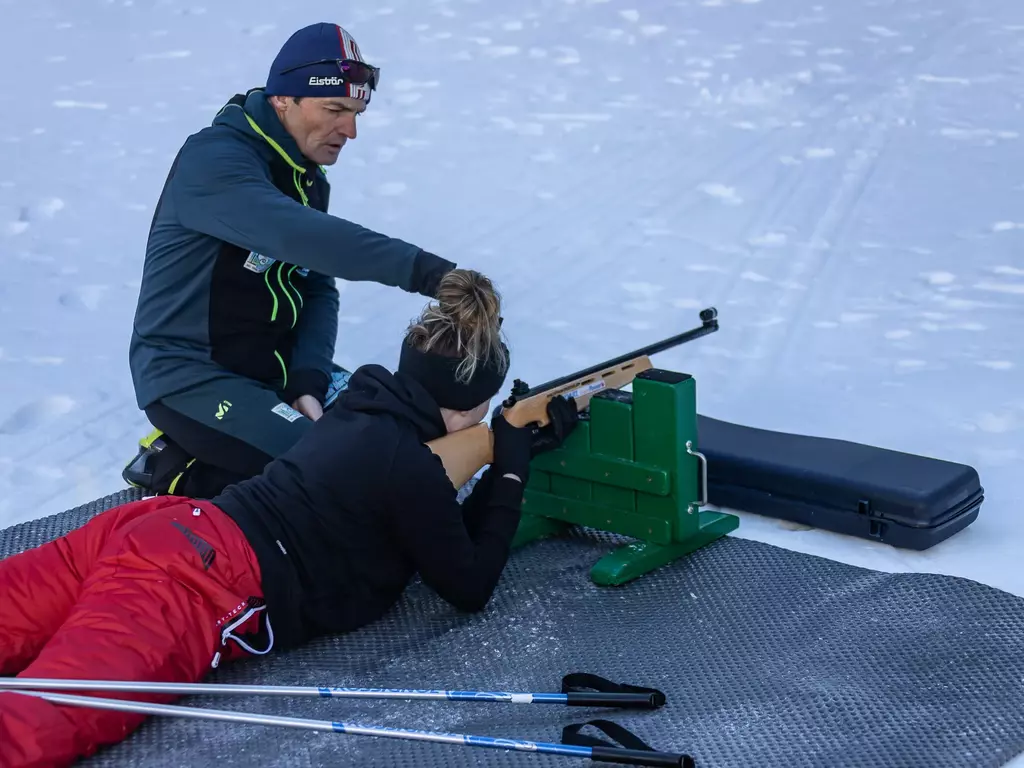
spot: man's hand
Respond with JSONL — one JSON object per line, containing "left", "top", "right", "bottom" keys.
{"left": 413, "top": 251, "right": 456, "bottom": 297}
{"left": 293, "top": 394, "right": 324, "bottom": 422}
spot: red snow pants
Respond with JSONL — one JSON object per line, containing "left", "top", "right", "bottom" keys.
{"left": 0, "top": 495, "right": 268, "bottom": 768}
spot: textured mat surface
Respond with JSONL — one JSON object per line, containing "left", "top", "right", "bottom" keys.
{"left": 2, "top": 490, "right": 1024, "bottom": 768}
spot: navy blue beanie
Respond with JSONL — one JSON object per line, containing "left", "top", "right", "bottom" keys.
{"left": 266, "top": 23, "right": 375, "bottom": 101}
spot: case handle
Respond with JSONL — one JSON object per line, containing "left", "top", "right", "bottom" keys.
{"left": 685, "top": 440, "right": 707, "bottom": 515}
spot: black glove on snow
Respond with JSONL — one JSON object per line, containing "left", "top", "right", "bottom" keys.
{"left": 491, "top": 410, "right": 534, "bottom": 484}
{"left": 529, "top": 395, "right": 580, "bottom": 457}
{"left": 410, "top": 250, "right": 457, "bottom": 297}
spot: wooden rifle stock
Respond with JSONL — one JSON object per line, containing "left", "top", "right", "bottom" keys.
{"left": 424, "top": 307, "right": 719, "bottom": 489}
{"left": 426, "top": 356, "right": 653, "bottom": 488}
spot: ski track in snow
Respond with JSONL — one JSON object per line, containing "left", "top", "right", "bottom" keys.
{"left": 2, "top": 0, "right": 1024, "bottom": 674}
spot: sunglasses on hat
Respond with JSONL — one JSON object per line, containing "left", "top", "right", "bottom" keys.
{"left": 279, "top": 58, "right": 381, "bottom": 97}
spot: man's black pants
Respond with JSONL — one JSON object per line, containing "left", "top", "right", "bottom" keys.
{"left": 143, "top": 369, "right": 349, "bottom": 498}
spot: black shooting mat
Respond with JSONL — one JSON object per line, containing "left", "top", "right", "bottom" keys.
{"left": 2, "top": 488, "right": 1023, "bottom": 768}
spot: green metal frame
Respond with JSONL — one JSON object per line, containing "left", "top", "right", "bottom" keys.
{"left": 511, "top": 368, "right": 739, "bottom": 585}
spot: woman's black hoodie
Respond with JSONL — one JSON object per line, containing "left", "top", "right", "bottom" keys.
{"left": 211, "top": 364, "right": 524, "bottom": 651}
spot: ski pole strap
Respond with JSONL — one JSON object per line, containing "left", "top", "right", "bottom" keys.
{"left": 561, "top": 672, "right": 667, "bottom": 709}
{"left": 562, "top": 719, "right": 695, "bottom": 767}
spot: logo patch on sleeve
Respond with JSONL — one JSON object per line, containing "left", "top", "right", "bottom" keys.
{"left": 271, "top": 402, "right": 304, "bottom": 422}
{"left": 243, "top": 252, "right": 276, "bottom": 273}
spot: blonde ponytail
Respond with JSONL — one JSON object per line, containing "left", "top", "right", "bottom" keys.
{"left": 404, "top": 269, "right": 509, "bottom": 384}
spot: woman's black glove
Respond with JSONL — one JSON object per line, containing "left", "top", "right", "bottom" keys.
{"left": 491, "top": 410, "right": 534, "bottom": 483}
{"left": 530, "top": 395, "right": 580, "bottom": 457}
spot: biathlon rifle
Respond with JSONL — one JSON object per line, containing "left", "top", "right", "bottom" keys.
{"left": 425, "top": 307, "right": 720, "bottom": 488}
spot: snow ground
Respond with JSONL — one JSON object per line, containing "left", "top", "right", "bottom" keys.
{"left": 2, "top": 0, "right": 1023, "bottom": 605}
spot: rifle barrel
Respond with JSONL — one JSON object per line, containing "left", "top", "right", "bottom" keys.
{"left": 526, "top": 307, "right": 719, "bottom": 397}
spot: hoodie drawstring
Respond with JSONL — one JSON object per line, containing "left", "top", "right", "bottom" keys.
{"left": 211, "top": 604, "right": 275, "bottom": 669}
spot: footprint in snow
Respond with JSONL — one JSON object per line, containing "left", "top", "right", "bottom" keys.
{"left": 672, "top": 298, "right": 705, "bottom": 309}
{"left": 35, "top": 198, "right": 65, "bottom": 217}
{"left": 59, "top": 285, "right": 109, "bottom": 312}
{"left": 7, "top": 210, "right": 29, "bottom": 235}
{"left": 698, "top": 183, "right": 743, "bottom": 205}
{"left": 920, "top": 271, "right": 956, "bottom": 286}
{"left": 6, "top": 198, "right": 64, "bottom": 235}
{"left": 132, "top": 50, "right": 191, "bottom": 61}
{"left": 484, "top": 46, "right": 520, "bottom": 57}
{"left": 866, "top": 25, "right": 900, "bottom": 38}
{"left": 621, "top": 282, "right": 663, "bottom": 298}
{"left": 0, "top": 396, "right": 76, "bottom": 436}
{"left": 748, "top": 232, "right": 788, "bottom": 247}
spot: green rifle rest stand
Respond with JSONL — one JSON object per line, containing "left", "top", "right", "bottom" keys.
{"left": 511, "top": 368, "right": 739, "bottom": 586}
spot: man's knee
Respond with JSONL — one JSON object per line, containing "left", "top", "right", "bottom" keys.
{"left": 137, "top": 391, "right": 312, "bottom": 498}
{"left": 157, "top": 381, "right": 313, "bottom": 461}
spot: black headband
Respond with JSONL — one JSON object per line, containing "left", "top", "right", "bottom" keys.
{"left": 398, "top": 340, "right": 509, "bottom": 411}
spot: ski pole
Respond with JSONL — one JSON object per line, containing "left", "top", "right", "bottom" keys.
{"left": 11, "top": 690, "right": 693, "bottom": 767}
{"left": 0, "top": 672, "right": 664, "bottom": 709}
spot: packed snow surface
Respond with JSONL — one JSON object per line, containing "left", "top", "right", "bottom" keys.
{"left": 2, "top": 0, "right": 1022, "bottom": 623}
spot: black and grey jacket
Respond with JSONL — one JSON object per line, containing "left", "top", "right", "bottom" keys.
{"left": 129, "top": 87, "right": 454, "bottom": 409}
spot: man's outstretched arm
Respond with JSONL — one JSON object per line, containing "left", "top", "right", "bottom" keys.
{"left": 170, "top": 133, "right": 454, "bottom": 297}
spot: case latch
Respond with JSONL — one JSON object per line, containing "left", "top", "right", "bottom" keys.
{"left": 857, "top": 499, "right": 887, "bottom": 539}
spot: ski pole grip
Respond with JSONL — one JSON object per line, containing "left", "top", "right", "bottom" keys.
{"left": 565, "top": 691, "right": 663, "bottom": 709}
{"left": 561, "top": 717, "right": 694, "bottom": 768}
{"left": 560, "top": 673, "right": 667, "bottom": 709}
{"left": 590, "top": 746, "right": 695, "bottom": 767}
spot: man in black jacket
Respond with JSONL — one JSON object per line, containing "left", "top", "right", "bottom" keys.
{"left": 125, "top": 22, "right": 456, "bottom": 497}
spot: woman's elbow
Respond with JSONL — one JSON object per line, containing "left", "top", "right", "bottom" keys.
{"left": 447, "top": 587, "right": 496, "bottom": 614}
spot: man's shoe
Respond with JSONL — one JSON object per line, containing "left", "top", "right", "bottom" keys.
{"left": 122, "top": 428, "right": 193, "bottom": 494}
